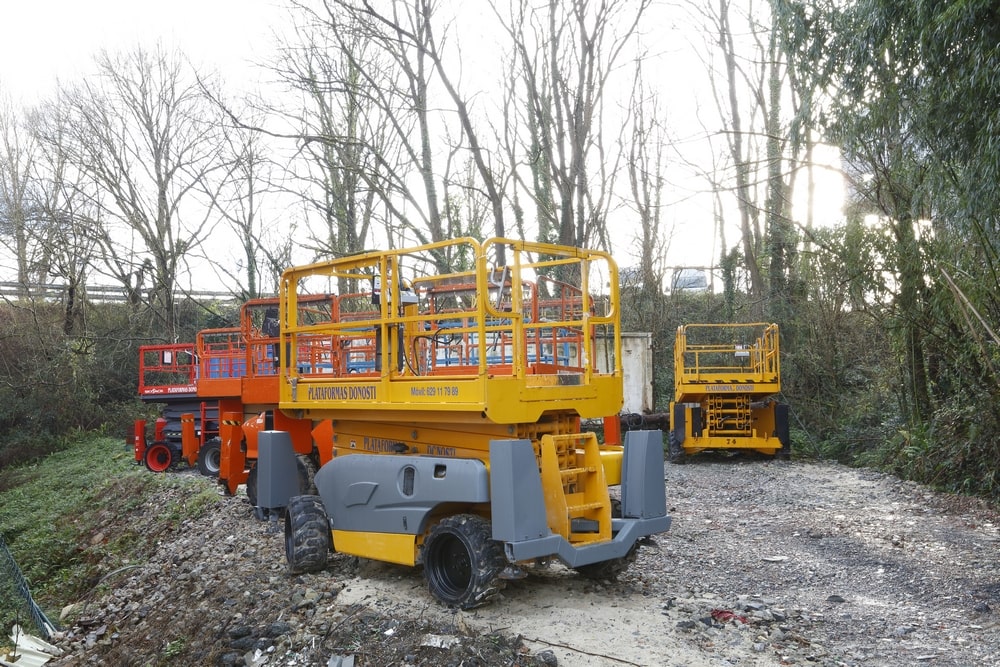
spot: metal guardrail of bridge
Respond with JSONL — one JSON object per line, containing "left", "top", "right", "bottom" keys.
{"left": 0, "top": 282, "right": 244, "bottom": 303}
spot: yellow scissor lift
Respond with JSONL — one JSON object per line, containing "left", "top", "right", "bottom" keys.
{"left": 272, "top": 237, "right": 670, "bottom": 608}
{"left": 668, "top": 323, "right": 789, "bottom": 463}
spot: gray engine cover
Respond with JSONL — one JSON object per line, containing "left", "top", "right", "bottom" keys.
{"left": 314, "top": 454, "right": 490, "bottom": 535}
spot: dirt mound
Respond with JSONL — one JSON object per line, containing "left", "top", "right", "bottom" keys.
{"left": 47, "top": 457, "right": 1000, "bottom": 666}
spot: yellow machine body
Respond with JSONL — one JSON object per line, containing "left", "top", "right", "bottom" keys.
{"left": 277, "top": 238, "right": 633, "bottom": 565}
{"left": 668, "top": 323, "right": 790, "bottom": 461}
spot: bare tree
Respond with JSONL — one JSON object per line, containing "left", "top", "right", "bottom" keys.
{"left": 223, "top": 111, "right": 271, "bottom": 299}
{"left": 193, "top": 94, "right": 288, "bottom": 300}
{"left": 352, "top": 0, "right": 508, "bottom": 253}
{"left": 361, "top": 0, "right": 509, "bottom": 249}
{"left": 43, "top": 46, "right": 226, "bottom": 338}
{"left": 270, "top": 10, "right": 386, "bottom": 265}
{"left": 268, "top": 0, "right": 651, "bottom": 278}
{"left": 26, "top": 98, "right": 100, "bottom": 334}
{"left": 270, "top": 0, "right": 507, "bottom": 271}
{"left": 710, "top": 0, "right": 767, "bottom": 314}
{"left": 495, "top": 0, "right": 651, "bottom": 252}
{"left": 0, "top": 91, "right": 39, "bottom": 295}
{"left": 624, "top": 65, "right": 669, "bottom": 293}
{"left": 686, "top": 0, "right": 807, "bottom": 319}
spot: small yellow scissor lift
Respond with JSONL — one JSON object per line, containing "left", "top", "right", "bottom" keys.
{"left": 668, "top": 323, "right": 789, "bottom": 463}
{"left": 264, "top": 237, "right": 670, "bottom": 608}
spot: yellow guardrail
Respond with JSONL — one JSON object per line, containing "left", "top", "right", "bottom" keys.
{"left": 674, "top": 322, "right": 781, "bottom": 391}
{"left": 278, "top": 238, "right": 623, "bottom": 424}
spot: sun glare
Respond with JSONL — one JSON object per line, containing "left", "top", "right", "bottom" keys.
{"left": 793, "top": 143, "right": 846, "bottom": 230}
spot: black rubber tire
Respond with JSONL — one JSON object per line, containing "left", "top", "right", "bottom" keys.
{"left": 284, "top": 495, "right": 332, "bottom": 574}
{"left": 144, "top": 442, "right": 174, "bottom": 472}
{"left": 776, "top": 442, "right": 791, "bottom": 461}
{"left": 668, "top": 431, "right": 686, "bottom": 465}
{"left": 574, "top": 544, "right": 639, "bottom": 581}
{"left": 245, "top": 463, "right": 258, "bottom": 506}
{"left": 296, "top": 455, "right": 319, "bottom": 495}
{"left": 574, "top": 498, "right": 639, "bottom": 581}
{"left": 423, "top": 514, "right": 506, "bottom": 609}
{"left": 775, "top": 403, "right": 791, "bottom": 461}
{"left": 197, "top": 439, "right": 222, "bottom": 477}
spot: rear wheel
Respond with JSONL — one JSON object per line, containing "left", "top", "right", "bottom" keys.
{"left": 574, "top": 544, "right": 639, "bottom": 581}
{"left": 144, "top": 442, "right": 174, "bottom": 472}
{"left": 197, "top": 439, "right": 222, "bottom": 477}
{"left": 776, "top": 440, "right": 791, "bottom": 461}
{"left": 668, "top": 432, "right": 685, "bottom": 465}
{"left": 423, "top": 514, "right": 506, "bottom": 609}
{"left": 245, "top": 463, "right": 258, "bottom": 505}
{"left": 285, "top": 495, "right": 332, "bottom": 574}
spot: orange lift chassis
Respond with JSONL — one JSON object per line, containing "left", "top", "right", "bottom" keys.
{"left": 133, "top": 342, "right": 212, "bottom": 473}
{"left": 261, "top": 237, "right": 671, "bottom": 608}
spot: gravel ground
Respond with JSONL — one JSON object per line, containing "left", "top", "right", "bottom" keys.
{"left": 44, "top": 454, "right": 1000, "bottom": 666}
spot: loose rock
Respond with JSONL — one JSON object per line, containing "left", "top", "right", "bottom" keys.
{"left": 43, "top": 458, "right": 1000, "bottom": 666}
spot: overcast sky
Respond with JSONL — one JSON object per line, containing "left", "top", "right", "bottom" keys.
{"left": 0, "top": 1, "right": 844, "bottom": 288}
{"left": 0, "top": 0, "right": 282, "bottom": 101}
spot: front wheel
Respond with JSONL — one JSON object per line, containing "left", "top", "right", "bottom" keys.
{"left": 285, "top": 495, "right": 332, "bottom": 574}
{"left": 423, "top": 514, "right": 506, "bottom": 609}
{"left": 197, "top": 439, "right": 222, "bottom": 477}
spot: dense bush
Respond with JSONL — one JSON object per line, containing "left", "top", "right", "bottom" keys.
{"left": 0, "top": 296, "right": 242, "bottom": 470}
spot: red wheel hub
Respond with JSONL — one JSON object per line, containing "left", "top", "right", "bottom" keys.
{"left": 145, "top": 443, "right": 173, "bottom": 472}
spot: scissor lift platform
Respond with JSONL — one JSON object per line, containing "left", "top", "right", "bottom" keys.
{"left": 278, "top": 238, "right": 623, "bottom": 429}
{"left": 669, "top": 322, "right": 789, "bottom": 462}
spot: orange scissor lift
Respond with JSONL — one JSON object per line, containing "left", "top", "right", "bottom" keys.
{"left": 134, "top": 321, "right": 253, "bottom": 474}
{"left": 134, "top": 296, "right": 332, "bottom": 481}
{"left": 134, "top": 343, "right": 201, "bottom": 471}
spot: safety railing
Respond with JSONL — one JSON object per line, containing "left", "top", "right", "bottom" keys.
{"left": 279, "top": 237, "right": 622, "bottom": 423}
{"left": 674, "top": 322, "right": 781, "bottom": 386}
{"left": 138, "top": 343, "right": 197, "bottom": 397}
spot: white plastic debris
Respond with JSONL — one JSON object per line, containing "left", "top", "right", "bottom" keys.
{"left": 1, "top": 624, "right": 63, "bottom": 667}
{"left": 420, "top": 634, "right": 460, "bottom": 649}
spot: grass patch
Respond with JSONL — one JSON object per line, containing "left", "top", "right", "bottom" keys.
{"left": 0, "top": 434, "right": 223, "bottom": 636}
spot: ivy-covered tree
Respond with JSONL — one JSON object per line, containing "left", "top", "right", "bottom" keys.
{"left": 776, "top": 0, "right": 1000, "bottom": 494}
